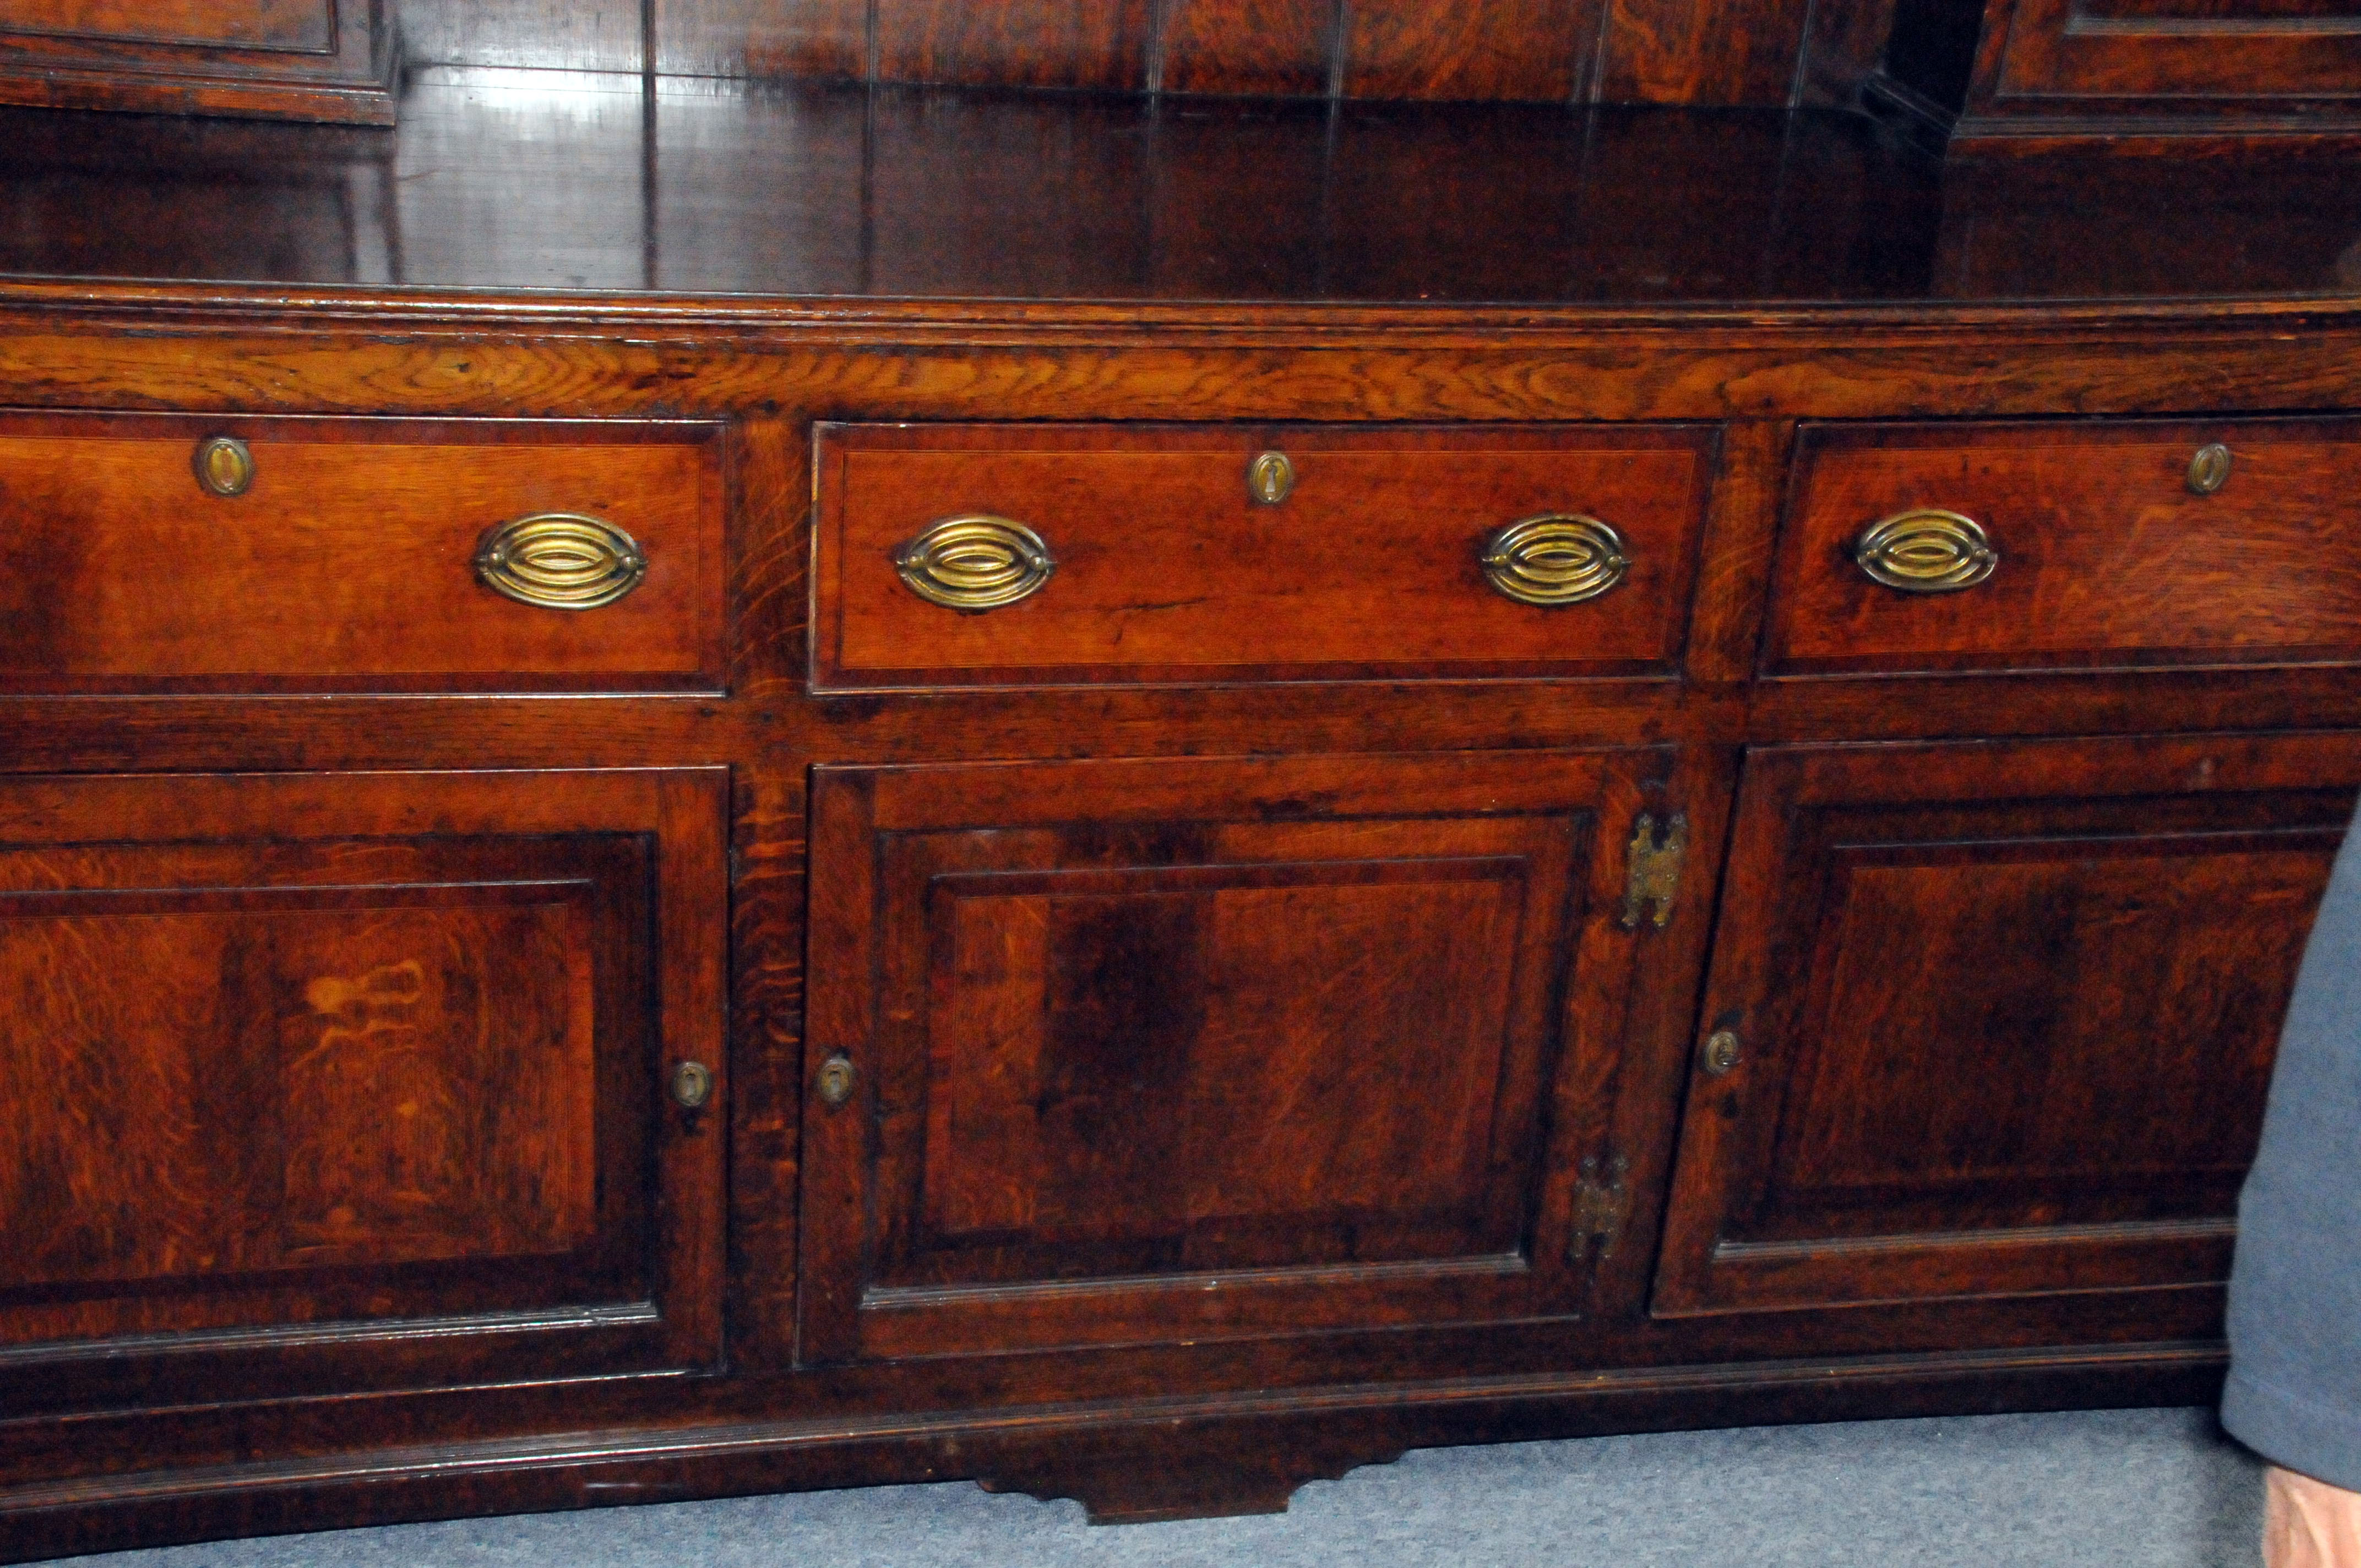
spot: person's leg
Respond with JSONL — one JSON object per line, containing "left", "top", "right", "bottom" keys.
{"left": 2266, "top": 1467, "right": 2361, "bottom": 1567}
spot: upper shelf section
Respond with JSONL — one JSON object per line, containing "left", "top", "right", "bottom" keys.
{"left": 0, "top": 68, "right": 2354, "bottom": 310}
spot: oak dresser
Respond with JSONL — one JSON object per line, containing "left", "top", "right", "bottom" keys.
{"left": 0, "top": 0, "right": 2358, "bottom": 1556}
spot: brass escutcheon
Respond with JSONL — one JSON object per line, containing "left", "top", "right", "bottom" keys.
{"left": 476, "top": 512, "right": 649, "bottom": 609}
{"left": 817, "top": 1054, "right": 857, "bottom": 1109}
{"left": 1248, "top": 450, "right": 1295, "bottom": 505}
{"left": 193, "top": 435, "right": 254, "bottom": 498}
{"left": 2189, "top": 443, "right": 2234, "bottom": 496}
{"left": 1480, "top": 515, "right": 1631, "bottom": 607}
{"left": 1853, "top": 508, "right": 1998, "bottom": 594}
{"left": 894, "top": 515, "right": 1057, "bottom": 611}
{"left": 670, "top": 1060, "right": 714, "bottom": 1110}
{"left": 1702, "top": 1029, "right": 1742, "bottom": 1076}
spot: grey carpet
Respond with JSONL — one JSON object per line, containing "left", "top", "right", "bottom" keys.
{"left": 59, "top": 1406, "right": 2263, "bottom": 1567}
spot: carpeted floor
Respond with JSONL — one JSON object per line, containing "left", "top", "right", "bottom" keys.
{"left": 57, "top": 1406, "right": 2262, "bottom": 1567}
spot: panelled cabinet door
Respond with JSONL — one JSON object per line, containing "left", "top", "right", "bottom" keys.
{"left": 799, "top": 750, "right": 1682, "bottom": 1364}
{"left": 1653, "top": 733, "right": 2360, "bottom": 1317}
{"left": 0, "top": 769, "right": 727, "bottom": 1413}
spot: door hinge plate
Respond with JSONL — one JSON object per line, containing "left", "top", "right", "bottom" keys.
{"left": 1569, "top": 1152, "right": 1632, "bottom": 1264}
{"left": 1619, "top": 811, "right": 1688, "bottom": 930}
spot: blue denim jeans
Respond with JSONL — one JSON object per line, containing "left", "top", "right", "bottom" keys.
{"left": 2224, "top": 806, "right": 2361, "bottom": 1489}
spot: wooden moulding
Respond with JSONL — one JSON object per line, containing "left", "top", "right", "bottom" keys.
{"left": 0, "top": 1340, "right": 2228, "bottom": 1556}
{"left": 0, "top": 0, "right": 395, "bottom": 124}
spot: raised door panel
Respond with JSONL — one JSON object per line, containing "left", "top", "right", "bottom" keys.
{"left": 1654, "top": 733, "right": 2359, "bottom": 1317}
{"left": 0, "top": 769, "right": 726, "bottom": 1412}
{"left": 800, "top": 750, "right": 1683, "bottom": 1363}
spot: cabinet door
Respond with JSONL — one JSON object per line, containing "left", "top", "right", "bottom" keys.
{"left": 799, "top": 750, "right": 1683, "bottom": 1364}
{"left": 0, "top": 769, "right": 726, "bottom": 1412}
{"left": 1654, "top": 733, "right": 2358, "bottom": 1317}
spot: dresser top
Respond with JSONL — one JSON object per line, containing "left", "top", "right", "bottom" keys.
{"left": 0, "top": 68, "right": 2354, "bottom": 325}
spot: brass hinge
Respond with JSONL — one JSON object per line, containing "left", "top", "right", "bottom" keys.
{"left": 1569, "top": 1153, "right": 1631, "bottom": 1264}
{"left": 1619, "top": 811, "right": 1688, "bottom": 930}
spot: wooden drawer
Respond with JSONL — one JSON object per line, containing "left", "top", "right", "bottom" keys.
{"left": 812, "top": 423, "right": 1715, "bottom": 689}
{"left": 0, "top": 414, "right": 725, "bottom": 693}
{"left": 1764, "top": 417, "right": 2361, "bottom": 675}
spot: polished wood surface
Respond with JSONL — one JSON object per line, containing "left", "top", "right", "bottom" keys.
{"left": 0, "top": 769, "right": 729, "bottom": 1417}
{"left": 0, "top": 75, "right": 2358, "bottom": 306}
{"left": 816, "top": 423, "right": 1711, "bottom": 687}
{"left": 0, "top": 49, "right": 2351, "bottom": 1562}
{"left": 800, "top": 750, "right": 1684, "bottom": 1362}
{"left": 1766, "top": 417, "right": 2361, "bottom": 674}
{"left": 0, "top": 414, "right": 726, "bottom": 692}
{"left": 1654, "top": 733, "right": 2355, "bottom": 1315}
{"left": 635, "top": 0, "right": 1803, "bottom": 104}
{"left": 0, "top": 0, "right": 390, "bottom": 123}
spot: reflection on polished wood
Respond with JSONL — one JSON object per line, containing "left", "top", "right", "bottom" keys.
{"left": 0, "top": 69, "right": 2354, "bottom": 303}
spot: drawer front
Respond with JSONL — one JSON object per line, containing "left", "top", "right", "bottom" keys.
{"left": 0, "top": 768, "right": 726, "bottom": 1414}
{"left": 813, "top": 423, "right": 1714, "bottom": 689}
{"left": 0, "top": 414, "right": 725, "bottom": 693}
{"left": 1765, "top": 417, "right": 2361, "bottom": 674}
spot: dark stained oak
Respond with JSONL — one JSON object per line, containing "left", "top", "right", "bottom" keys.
{"left": 813, "top": 422, "right": 1714, "bottom": 688}
{"left": 0, "top": 413, "right": 726, "bottom": 693}
{"left": 1339, "top": 0, "right": 1597, "bottom": 101}
{"left": 799, "top": 749, "right": 1693, "bottom": 1363}
{"left": 0, "top": 74, "right": 2351, "bottom": 307}
{"left": 1653, "top": 732, "right": 2360, "bottom": 1316}
{"left": 0, "top": 52, "right": 2348, "bottom": 1562}
{"left": 1597, "top": 0, "right": 1813, "bottom": 105}
{"left": 0, "top": 768, "right": 729, "bottom": 1415}
{"left": 1158, "top": 0, "right": 1335, "bottom": 97}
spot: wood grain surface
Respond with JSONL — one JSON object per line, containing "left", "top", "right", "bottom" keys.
{"left": 815, "top": 422, "right": 1713, "bottom": 688}
{"left": 0, "top": 413, "right": 725, "bottom": 692}
{"left": 1652, "top": 732, "right": 2360, "bottom": 1316}
{"left": 799, "top": 749, "right": 1684, "bottom": 1363}
{"left": 1766, "top": 417, "right": 2361, "bottom": 674}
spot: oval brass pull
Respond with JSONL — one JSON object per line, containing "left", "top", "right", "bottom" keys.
{"left": 1701, "top": 1029, "right": 1742, "bottom": 1076}
{"left": 894, "top": 516, "right": 1056, "bottom": 612}
{"left": 1481, "top": 515, "right": 1630, "bottom": 607}
{"left": 2189, "top": 443, "right": 2233, "bottom": 496}
{"left": 816, "top": 1053, "right": 857, "bottom": 1110}
{"left": 1248, "top": 450, "right": 1294, "bottom": 505}
{"left": 1853, "top": 509, "right": 1998, "bottom": 594}
{"left": 193, "top": 436, "right": 254, "bottom": 498}
{"left": 669, "top": 1060, "right": 714, "bottom": 1110}
{"left": 476, "top": 513, "right": 648, "bottom": 610}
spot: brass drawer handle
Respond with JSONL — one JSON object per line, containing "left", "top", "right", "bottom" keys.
{"left": 2189, "top": 443, "right": 2233, "bottom": 496}
{"left": 1853, "top": 508, "right": 1998, "bottom": 594}
{"left": 193, "top": 435, "right": 254, "bottom": 498}
{"left": 476, "top": 512, "right": 648, "bottom": 609}
{"left": 1480, "top": 515, "right": 1630, "bottom": 607}
{"left": 895, "top": 515, "right": 1057, "bottom": 612}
